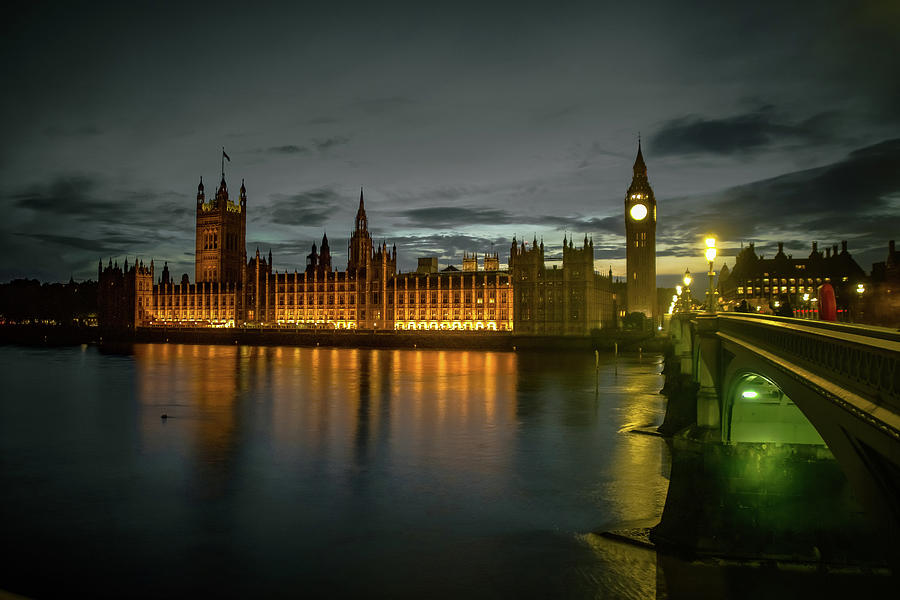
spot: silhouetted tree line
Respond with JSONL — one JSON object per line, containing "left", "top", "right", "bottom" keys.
{"left": 0, "top": 279, "right": 98, "bottom": 325}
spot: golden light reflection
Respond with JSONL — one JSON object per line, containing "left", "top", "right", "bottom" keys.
{"left": 604, "top": 358, "right": 669, "bottom": 525}
{"left": 136, "top": 343, "right": 242, "bottom": 497}
{"left": 136, "top": 344, "right": 523, "bottom": 496}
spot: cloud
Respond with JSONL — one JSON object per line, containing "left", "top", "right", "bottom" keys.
{"left": 12, "top": 174, "right": 112, "bottom": 217}
{"left": 387, "top": 233, "right": 508, "bottom": 270}
{"left": 399, "top": 206, "right": 513, "bottom": 229}
{"left": 264, "top": 137, "right": 349, "bottom": 155}
{"left": 268, "top": 144, "right": 309, "bottom": 154}
{"left": 651, "top": 106, "right": 841, "bottom": 156}
{"left": 264, "top": 187, "right": 344, "bottom": 227}
{"left": 11, "top": 175, "right": 193, "bottom": 232}
{"left": 312, "top": 136, "right": 350, "bottom": 152}
{"left": 1, "top": 173, "right": 201, "bottom": 280}
{"left": 16, "top": 232, "right": 119, "bottom": 254}
{"left": 659, "top": 138, "right": 900, "bottom": 245}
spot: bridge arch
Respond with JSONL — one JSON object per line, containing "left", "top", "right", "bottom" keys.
{"left": 722, "top": 365, "right": 825, "bottom": 445}
{"left": 662, "top": 313, "right": 900, "bottom": 567}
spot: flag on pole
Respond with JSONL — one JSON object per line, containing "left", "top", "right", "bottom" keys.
{"left": 223, "top": 149, "right": 231, "bottom": 162}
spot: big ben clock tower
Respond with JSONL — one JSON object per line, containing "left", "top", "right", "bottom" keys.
{"left": 625, "top": 140, "right": 658, "bottom": 322}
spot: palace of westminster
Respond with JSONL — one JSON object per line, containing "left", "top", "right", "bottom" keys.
{"left": 97, "top": 144, "right": 659, "bottom": 335}
{"left": 99, "top": 140, "right": 892, "bottom": 333}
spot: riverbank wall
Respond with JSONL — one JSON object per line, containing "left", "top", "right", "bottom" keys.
{"left": 0, "top": 324, "right": 664, "bottom": 353}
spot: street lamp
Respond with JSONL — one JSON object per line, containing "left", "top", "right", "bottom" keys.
{"left": 682, "top": 269, "right": 692, "bottom": 311}
{"left": 705, "top": 237, "right": 717, "bottom": 313}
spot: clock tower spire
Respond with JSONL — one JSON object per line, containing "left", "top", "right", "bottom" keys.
{"left": 624, "top": 139, "right": 658, "bottom": 324}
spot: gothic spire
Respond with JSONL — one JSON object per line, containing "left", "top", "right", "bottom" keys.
{"left": 354, "top": 187, "right": 368, "bottom": 232}
{"left": 633, "top": 138, "right": 647, "bottom": 177}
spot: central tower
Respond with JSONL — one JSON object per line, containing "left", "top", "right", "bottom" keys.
{"left": 195, "top": 175, "right": 247, "bottom": 284}
{"left": 624, "top": 140, "right": 657, "bottom": 321}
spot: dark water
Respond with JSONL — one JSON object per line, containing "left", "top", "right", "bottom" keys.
{"left": 1, "top": 344, "right": 669, "bottom": 598}
{"left": 3, "top": 344, "right": 886, "bottom": 599}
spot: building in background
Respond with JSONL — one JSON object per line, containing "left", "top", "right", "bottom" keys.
{"left": 624, "top": 141, "right": 658, "bottom": 324}
{"left": 99, "top": 179, "right": 617, "bottom": 335}
{"left": 509, "top": 234, "right": 616, "bottom": 335}
{"left": 717, "top": 240, "right": 867, "bottom": 318}
{"left": 863, "top": 240, "right": 899, "bottom": 327}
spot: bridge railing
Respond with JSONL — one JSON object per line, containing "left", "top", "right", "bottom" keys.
{"left": 711, "top": 313, "right": 900, "bottom": 416}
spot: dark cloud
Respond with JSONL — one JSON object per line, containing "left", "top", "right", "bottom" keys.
{"left": 312, "top": 136, "right": 350, "bottom": 152}
{"left": 264, "top": 187, "right": 344, "bottom": 227}
{"left": 264, "top": 138, "right": 349, "bottom": 155}
{"left": 399, "top": 206, "right": 513, "bottom": 229}
{"left": 268, "top": 145, "right": 309, "bottom": 154}
{"left": 660, "top": 138, "right": 900, "bottom": 244}
{"left": 16, "top": 233, "right": 117, "bottom": 254}
{"left": 12, "top": 174, "right": 112, "bottom": 217}
{"left": 2, "top": 2, "right": 898, "bottom": 282}
{"left": 581, "top": 215, "right": 624, "bottom": 235}
{"left": 576, "top": 142, "right": 628, "bottom": 169}
{"left": 394, "top": 204, "right": 621, "bottom": 235}
{"left": 652, "top": 106, "right": 841, "bottom": 156}
{"left": 388, "top": 233, "right": 508, "bottom": 270}
{"left": 11, "top": 175, "right": 192, "bottom": 231}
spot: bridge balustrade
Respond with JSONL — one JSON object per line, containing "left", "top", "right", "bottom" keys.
{"left": 715, "top": 314, "right": 900, "bottom": 419}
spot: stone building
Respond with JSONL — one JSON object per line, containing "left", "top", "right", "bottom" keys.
{"left": 508, "top": 234, "right": 616, "bottom": 335}
{"left": 717, "top": 240, "right": 867, "bottom": 316}
{"left": 99, "top": 171, "right": 618, "bottom": 335}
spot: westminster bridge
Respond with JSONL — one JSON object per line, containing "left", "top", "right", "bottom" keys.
{"left": 655, "top": 312, "right": 900, "bottom": 569}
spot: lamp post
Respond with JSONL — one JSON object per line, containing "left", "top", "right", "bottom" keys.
{"left": 705, "top": 238, "right": 717, "bottom": 313}
{"left": 855, "top": 282, "right": 865, "bottom": 323}
{"left": 682, "top": 269, "right": 692, "bottom": 312}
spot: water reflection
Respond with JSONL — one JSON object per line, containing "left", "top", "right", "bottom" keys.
{"left": 3, "top": 343, "right": 677, "bottom": 599}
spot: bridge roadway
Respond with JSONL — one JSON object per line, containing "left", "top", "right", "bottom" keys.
{"left": 661, "top": 312, "right": 899, "bottom": 567}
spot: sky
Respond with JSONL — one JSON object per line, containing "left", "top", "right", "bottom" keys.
{"left": 1, "top": 0, "right": 898, "bottom": 288}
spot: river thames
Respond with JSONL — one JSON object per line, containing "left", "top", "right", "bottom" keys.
{"left": 1, "top": 343, "right": 886, "bottom": 598}
{"left": 1, "top": 344, "right": 669, "bottom": 598}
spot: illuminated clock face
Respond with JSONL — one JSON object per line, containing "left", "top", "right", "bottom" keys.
{"left": 630, "top": 203, "right": 648, "bottom": 221}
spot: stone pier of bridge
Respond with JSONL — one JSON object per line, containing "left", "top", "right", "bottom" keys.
{"left": 653, "top": 312, "right": 900, "bottom": 570}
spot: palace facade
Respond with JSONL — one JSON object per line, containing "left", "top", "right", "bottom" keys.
{"left": 99, "top": 179, "right": 617, "bottom": 335}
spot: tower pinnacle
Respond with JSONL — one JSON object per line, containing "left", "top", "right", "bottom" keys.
{"left": 633, "top": 138, "right": 647, "bottom": 177}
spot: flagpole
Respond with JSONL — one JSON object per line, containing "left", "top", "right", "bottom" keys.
{"left": 222, "top": 146, "right": 225, "bottom": 180}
